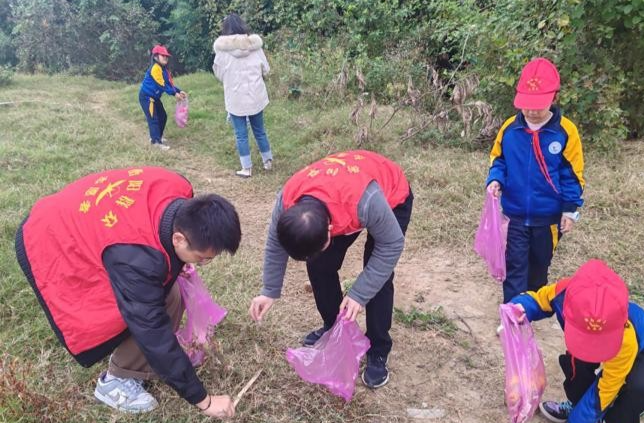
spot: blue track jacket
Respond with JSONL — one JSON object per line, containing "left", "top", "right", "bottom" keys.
{"left": 139, "top": 62, "right": 181, "bottom": 100}
{"left": 486, "top": 107, "right": 584, "bottom": 226}
{"left": 512, "top": 282, "right": 644, "bottom": 423}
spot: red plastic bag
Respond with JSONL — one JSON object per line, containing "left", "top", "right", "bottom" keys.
{"left": 474, "top": 190, "right": 510, "bottom": 282}
{"left": 175, "top": 265, "right": 227, "bottom": 366}
{"left": 285, "top": 314, "right": 370, "bottom": 401}
{"left": 175, "top": 98, "right": 189, "bottom": 128}
{"left": 499, "top": 303, "right": 546, "bottom": 423}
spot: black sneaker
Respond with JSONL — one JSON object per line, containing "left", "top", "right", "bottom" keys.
{"left": 361, "top": 354, "right": 389, "bottom": 388}
{"left": 302, "top": 327, "right": 328, "bottom": 346}
{"left": 539, "top": 400, "right": 572, "bottom": 423}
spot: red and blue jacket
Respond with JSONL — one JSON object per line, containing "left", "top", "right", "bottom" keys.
{"left": 512, "top": 282, "right": 644, "bottom": 423}
{"left": 486, "top": 107, "right": 584, "bottom": 226}
{"left": 139, "top": 62, "right": 181, "bottom": 100}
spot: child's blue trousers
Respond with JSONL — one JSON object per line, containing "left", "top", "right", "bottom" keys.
{"left": 139, "top": 92, "right": 167, "bottom": 143}
{"left": 502, "top": 219, "right": 561, "bottom": 303}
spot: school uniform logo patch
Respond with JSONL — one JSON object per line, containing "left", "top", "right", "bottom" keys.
{"left": 548, "top": 141, "right": 562, "bottom": 154}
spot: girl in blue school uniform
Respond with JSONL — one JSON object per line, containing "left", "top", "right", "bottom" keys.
{"left": 139, "top": 45, "right": 187, "bottom": 150}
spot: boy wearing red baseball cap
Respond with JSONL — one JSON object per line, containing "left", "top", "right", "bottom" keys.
{"left": 509, "top": 259, "right": 644, "bottom": 423}
{"left": 486, "top": 57, "right": 585, "bottom": 303}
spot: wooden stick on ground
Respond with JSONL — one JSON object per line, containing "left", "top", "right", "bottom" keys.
{"left": 233, "top": 368, "right": 263, "bottom": 407}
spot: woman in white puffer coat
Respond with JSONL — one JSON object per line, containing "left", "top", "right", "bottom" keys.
{"left": 213, "top": 14, "right": 273, "bottom": 178}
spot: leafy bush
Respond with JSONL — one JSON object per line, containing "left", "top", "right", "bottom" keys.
{"left": 71, "top": 0, "right": 158, "bottom": 81}
{"left": 11, "top": 0, "right": 157, "bottom": 81}
{"left": 11, "top": 0, "right": 74, "bottom": 73}
{"left": 472, "top": 0, "right": 642, "bottom": 149}
{"left": 0, "top": 0, "right": 16, "bottom": 66}
{"left": 163, "top": 0, "right": 214, "bottom": 72}
{"left": 4, "top": 0, "right": 643, "bottom": 145}
{"left": 0, "top": 65, "right": 13, "bottom": 86}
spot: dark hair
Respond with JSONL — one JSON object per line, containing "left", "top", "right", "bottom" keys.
{"left": 150, "top": 54, "right": 165, "bottom": 67}
{"left": 277, "top": 198, "right": 329, "bottom": 261}
{"left": 222, "top": 13, "right": 250, "bottom": 36}
{"left": 174, "top": 194, "right": 241, "bottom": 254}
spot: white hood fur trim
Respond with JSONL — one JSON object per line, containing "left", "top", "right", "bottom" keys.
{"left": 214, "top": 34, "right": 263, "bottom": 54}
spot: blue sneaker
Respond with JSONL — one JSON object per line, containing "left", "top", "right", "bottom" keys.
{"left": 361, "top": 354, "right": 389, "bottom": 388}
{"left": 302, "top": 327, "right": 328, "bottom": 346}
{"left": 94, "top": 371, "right": 158, "bottom": 413}
{"left": 539, "top": 400, "right": 572, "bottom": 423}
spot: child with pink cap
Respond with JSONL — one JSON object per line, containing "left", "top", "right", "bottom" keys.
{"left": 139, "top": 44, "right": 187, "bottom": 150}
{"left": 486, "top": 57, "right": 585, "bottom": 304}
{"left": 509, "top": 259, "right": 644, "bottom": 423}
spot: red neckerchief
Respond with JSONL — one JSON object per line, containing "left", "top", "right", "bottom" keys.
{"left": 526, "top": 128, "right": 559, "bottom": 194}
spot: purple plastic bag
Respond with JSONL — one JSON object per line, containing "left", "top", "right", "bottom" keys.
{"left": 175, "top": 98, "right": 189, "bottom": 128}
{"left": 285, "top": 314, "right": 370, "bottom": 401}
{"left": 474, "top": 190, "right": 510, "bottom": 282}
{"left": 175, "top": 264, "right": 227, "bottom": 366}
{"left": 499, "top": 303, "right": 546, "bottom": 423}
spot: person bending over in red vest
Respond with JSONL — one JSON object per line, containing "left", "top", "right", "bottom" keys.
{"left": 249, "top": 150, "right": 413, "bottom": 389}
{"left": 15, "top": 167, "right": 240, "bottom": 417}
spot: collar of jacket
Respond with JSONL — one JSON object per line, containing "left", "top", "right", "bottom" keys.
{"left": 515, "top": 106, "right": 562, "bottom": 132}
{"left": 159, "top": 198, "right": 185, "bottom": 266}
{"left": 213, "top": 34, "right": 263, "bottom": 55}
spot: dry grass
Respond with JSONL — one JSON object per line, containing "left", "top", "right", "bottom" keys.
{"left": 1, "top": 72, "right": 644, "bottom": 422}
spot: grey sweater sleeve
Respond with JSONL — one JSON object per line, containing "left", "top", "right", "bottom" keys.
{"left": 348, "top": 181, "right": 405, "bottom": 306}
{"left": 261, "top": 191, "right": 289, "bottom": 298}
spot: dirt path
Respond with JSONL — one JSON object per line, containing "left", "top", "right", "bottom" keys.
{"left": 181, "top": 174, "right": 569, "bottom": 422}
{"left": 97, "top": 87, "right": 569, "bottom": 422}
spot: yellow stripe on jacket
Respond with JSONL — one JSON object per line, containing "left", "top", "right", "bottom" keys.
{"left": 560, "top": 116, "right": 585, "bottom": 189}
{"left": 526, "top": 283, "right": 558, "bottom": 313}
{"left": 150, "top": 63, "right": 165, "bottom": 87}
{"left": 489, "top": 116, "right": 516, "bottom": 166}
{"left": 598, "top": 322, "right": 638, "bottom": 410}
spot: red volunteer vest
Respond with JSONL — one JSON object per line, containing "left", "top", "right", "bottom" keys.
{"left": 282, "top": 150, "right": 409, "bottom": 236}
{"left": 22, "top": 167, "right": 193, "bottom": 355}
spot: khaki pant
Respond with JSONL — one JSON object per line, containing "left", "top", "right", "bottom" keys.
{"left": 108, "top": 282, "right": 184, "bottom": 380}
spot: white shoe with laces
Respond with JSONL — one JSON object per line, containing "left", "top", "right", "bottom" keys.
{"left": 263, "top": 159, "right": 273, "bottom": 171}
{"left": 94, "top": 371, "right": 158, "bottom": 413}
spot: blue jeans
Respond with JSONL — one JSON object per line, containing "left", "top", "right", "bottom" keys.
{"left": 229, "top": 111, "right": 272, "bottom": 169}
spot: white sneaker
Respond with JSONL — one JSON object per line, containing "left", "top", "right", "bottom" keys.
{"left": 152, "top": 142, "right": 170, "bottom": 151}
{"left": 496, "top": 324, "right": 504, "bottom": 336}
{"left": 263, "top": 159, "right": 273, "bottom": 171}
{"left": 94, "top": 371, "right": 158, "bottom": 413}
{"left": 235, "top": 168, "right": 252, "bottom": 178}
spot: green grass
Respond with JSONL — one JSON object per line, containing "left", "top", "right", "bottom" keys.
{"left": 393, "top": 307, "right": 457, "bottom": 337}
{"left": 1, "top": 71, "right": 644, "bottom": 422}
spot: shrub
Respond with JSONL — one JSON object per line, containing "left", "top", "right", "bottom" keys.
{"left": 0, "top": 65, "right": 13, "bottom": 86}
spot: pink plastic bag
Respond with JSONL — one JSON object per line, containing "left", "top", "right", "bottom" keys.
{"left": 285, "top": 314, "right": 370, "bottom": 401}
{"left": 175, "top": 265, "right": 227, "bottom": 366}
{"left": 499, "top": 303, "right": 546, "bottom": 423}
{"left": 175, "top": 98, "right": 189, "bottom": 128}
{"left": 474, "top": 190, "right": 510, "bottom": 282}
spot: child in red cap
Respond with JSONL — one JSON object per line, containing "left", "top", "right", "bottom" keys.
{"left": 139, "top": 44, "right": 187, "bottom": 150}
{"left": 509, "top": 259, "right": 644, "bottom": 423}
{"left": 486, "top": 57, "right": 585, "bottom": 303}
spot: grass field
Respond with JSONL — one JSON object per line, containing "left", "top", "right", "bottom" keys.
{"left": 1, "top": 72, "right": 643, "bottom": 422}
